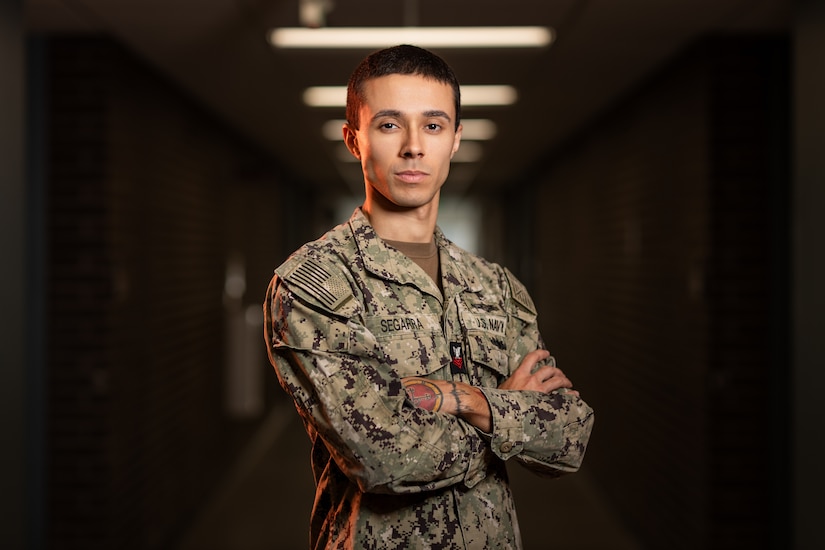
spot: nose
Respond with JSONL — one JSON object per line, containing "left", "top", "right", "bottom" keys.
{"left": 402, "top": 129, "right": 423, "bottom": 158}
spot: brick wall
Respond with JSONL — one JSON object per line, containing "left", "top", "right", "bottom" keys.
{"left": 704, "top": 37, "right": 790, "bottom": 548}
{"left": 512, "top": 36, "right": 788, "bottom": 549}
{"left": 44, "top": 36, "right": 290, "bottom": 549}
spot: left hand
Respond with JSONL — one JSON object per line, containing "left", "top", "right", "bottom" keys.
{"left": 498, "top": 349, "right": 578, "bottom": 396}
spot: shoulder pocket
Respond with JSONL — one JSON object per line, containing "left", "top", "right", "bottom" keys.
{"left": 504, "top": 267, "right": 537, "bottom": 322}
{"left": 279, "top": 257, "right": 359, "bottom": 318}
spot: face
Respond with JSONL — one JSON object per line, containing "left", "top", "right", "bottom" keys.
{"left": 343, "top": 74, "right": 462, "bottom": 211}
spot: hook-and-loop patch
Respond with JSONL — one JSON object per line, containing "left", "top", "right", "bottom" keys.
{"left": 286, "top": 258, "right": 352, "bottom": 312}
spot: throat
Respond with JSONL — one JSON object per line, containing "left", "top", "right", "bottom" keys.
{"left": 384, "top": 238, "right": 441, "bottom": 288}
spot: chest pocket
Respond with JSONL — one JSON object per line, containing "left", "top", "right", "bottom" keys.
{"left": 459, "top": 303, "right": 511, "bottom": 383}
{"left": 465, "top": 333, "right": 510, "bottom": 384}
{"left": 364, "top": 314, "right": 446, "bottom": 378}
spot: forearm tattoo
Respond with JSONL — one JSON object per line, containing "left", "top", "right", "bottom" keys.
{"left": 451, "top": 381, "right": 470, "bottom": 416}
{"left": 403, "top": 379, "right": 444, "bottom": 411}
{"left": 403, "top": 379, "right": 476, "bottom": 416}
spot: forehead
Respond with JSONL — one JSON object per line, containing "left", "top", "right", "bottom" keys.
{"left": 360, "top": 74, "right": 455, "bottom": 118}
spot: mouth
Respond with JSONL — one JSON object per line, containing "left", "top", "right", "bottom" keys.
{"left": 395, "top": 170, "right": 429, "bottom": 183}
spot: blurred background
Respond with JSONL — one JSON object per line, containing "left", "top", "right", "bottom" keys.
{"left": 2, "top": 0, "right": 823, "bottom": 548}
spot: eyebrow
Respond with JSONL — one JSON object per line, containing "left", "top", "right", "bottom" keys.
{"left": 371, "top": 109, "right": 453, "bottom": 124}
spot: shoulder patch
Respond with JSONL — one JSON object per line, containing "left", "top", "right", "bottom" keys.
{"left": 505, "top": 267, "right": 536, "bottom": 315}
{"left": 283, "top": 258, "right": 353, "bottom": 312}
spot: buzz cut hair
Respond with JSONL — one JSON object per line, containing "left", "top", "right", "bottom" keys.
{"left": 345, "top": 44, "right": 462, "bottom": 131}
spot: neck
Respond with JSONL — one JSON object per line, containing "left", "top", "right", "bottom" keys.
{"left": 362, "top": 194, "right": 439, "bottom": 243}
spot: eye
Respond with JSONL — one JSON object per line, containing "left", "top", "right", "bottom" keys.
{"left": 380, "top": 122, "right": 399, "bottom": 130}
{"left": 425, "top": 123, "right": 442, "bottom": 132}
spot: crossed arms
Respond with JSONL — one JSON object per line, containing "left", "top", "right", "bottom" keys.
{"left": 401, "top": 349, "right": 578, "bottom": 433}
{"left": 266, "top": 275, "right": 594, "bottom": 493}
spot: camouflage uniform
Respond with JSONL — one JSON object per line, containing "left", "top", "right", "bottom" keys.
{"left": 264, "top": 208, "right": 594, "bottom": 550}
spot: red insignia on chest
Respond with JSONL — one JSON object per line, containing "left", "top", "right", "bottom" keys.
{"left": 450, "top": 342, "right": 464, "bottom": 374}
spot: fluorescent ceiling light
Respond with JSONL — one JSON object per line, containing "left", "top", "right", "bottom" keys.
{"left": 323, "top": 120, "right": 347, "bottom": 141}
{"left": 270, "top": 26, "right": 554, "bottom": 49}
{"left": 322, "top": 119, "right": 497, "bottom": 141}
{"left": 452, "top": 141, "right": 483, "bottom": 163}
{"left": 304, "top": 87, "right": 348, "bottom": 108}
{"left": 304, "top": 86, "right": 517, "bottom": 107}
{"left": 462, "top": 86, "right": 518, "bottom": 106}
{"left": 460, "top": 119, "right": 498, "bottom": 140}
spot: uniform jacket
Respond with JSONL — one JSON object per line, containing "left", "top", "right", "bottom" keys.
{"left": 264, "top": 207, "right": 594, "bottom": 550}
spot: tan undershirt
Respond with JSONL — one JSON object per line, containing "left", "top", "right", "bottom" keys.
{"left": 384, "top": 238, "right": 441, "bottom": 289}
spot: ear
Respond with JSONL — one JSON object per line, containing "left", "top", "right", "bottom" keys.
{"left": 343, "top": 123, "right": 361, "bottom": 160}
{"left": 450, "top": 124, "right": 463, "bottom": 159}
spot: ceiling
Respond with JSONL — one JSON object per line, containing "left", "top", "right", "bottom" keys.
{"left": 26, "top": 0, "right": 791, "bottom": 197}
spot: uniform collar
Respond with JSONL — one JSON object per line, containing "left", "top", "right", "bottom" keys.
{"left": 348, "top": 207, "right": 483, "bottom": 299}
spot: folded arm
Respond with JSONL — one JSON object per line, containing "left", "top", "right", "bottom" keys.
{"left": 402, "top": 347, "right": 593, "bottom": 477}
{"left": 402, "top": 349, "right": 576, "bottom": 433}
{"left": 265, "top": 277, "right": 495, "bottom": 494}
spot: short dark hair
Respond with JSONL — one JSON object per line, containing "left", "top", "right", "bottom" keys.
{"left": 346, "top": 44, "right": 461, "bottom": 131}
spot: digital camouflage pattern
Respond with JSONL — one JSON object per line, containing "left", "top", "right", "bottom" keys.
{"left": 264, "top": 208, "right": 594, "bottom": 549}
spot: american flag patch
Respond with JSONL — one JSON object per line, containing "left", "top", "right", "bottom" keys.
{"left": 288, "top": 259, "right": 351, "bottom": 311}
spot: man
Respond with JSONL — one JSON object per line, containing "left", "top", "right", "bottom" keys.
{"left": 264, "top": 44, "right": 594, "bottom": 549}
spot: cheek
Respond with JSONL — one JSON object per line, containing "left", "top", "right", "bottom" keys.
{"left": 363, "top": 147, "right": 390, "bottom": 172}
{"left": 442, "top": 143, "right": 459, "bottom": 165}
{"left": 361, "top": 152, "right": 387, "bottom": 183}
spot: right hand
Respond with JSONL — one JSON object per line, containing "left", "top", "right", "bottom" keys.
{"left": 498, "top": 349, "right": 578, "bottom": 395}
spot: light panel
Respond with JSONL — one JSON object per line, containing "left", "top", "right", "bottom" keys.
{"left": 304, "top": 86, "right": 517, "bottom": 107}
{"left": 303, "top": 87, "right": 349, "bottom": 108}
{"left": 269, "top": 26, "right": 554, "bottom": 49}
{"left": 460, "top": 119, "right": 498, "bottom": 140}
{"left": 460, "top": 86, "right": 518, "bottom": 107}
{"left": 451, "top": 141, "right": 483, "bottom": 163}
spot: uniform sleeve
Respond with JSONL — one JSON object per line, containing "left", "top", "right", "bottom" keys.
{"left": 479, "top": 268, "right": 594, "bottom": 477}
{"left": 264, "top": 269, "right": 494, "bottom": 495}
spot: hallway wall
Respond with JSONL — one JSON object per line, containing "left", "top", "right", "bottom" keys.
{"left": 516, "top": 36, "right": 789, "bottom": 549}
{"left": 0, "top": 1, "right": 26, "bottom": 547}
{"left": 792, "top": 2, "right": 825, "bottom": 547}
{"left": 37, "top": 36, "right": 292, "bottom": 549}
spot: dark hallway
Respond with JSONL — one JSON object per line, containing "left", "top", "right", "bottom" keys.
{"left": 3, "top": 1, "right": 824, "bottom": 549}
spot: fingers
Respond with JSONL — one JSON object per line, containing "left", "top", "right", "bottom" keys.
{"left": 528, "top": 349, "right": 552, "bottom": 368}
{"left": 498, "top": 349, "right": 583, "bottom": 397}
{"left": 514, "top": 349, "right": 550, "bottom": 376}
{"left": 538, "top": 366, "right": 573, "bottom": 393}
{"left": 530, "top": 353, "right": 575, "bottom": 393}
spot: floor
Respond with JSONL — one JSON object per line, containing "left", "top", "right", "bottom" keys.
{"left": 177, "top": 402, "right": 642, "bottom": 550}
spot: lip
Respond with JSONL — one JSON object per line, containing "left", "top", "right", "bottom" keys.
{"left": 395, "top": 170, "right": 429, "bottom": 183}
